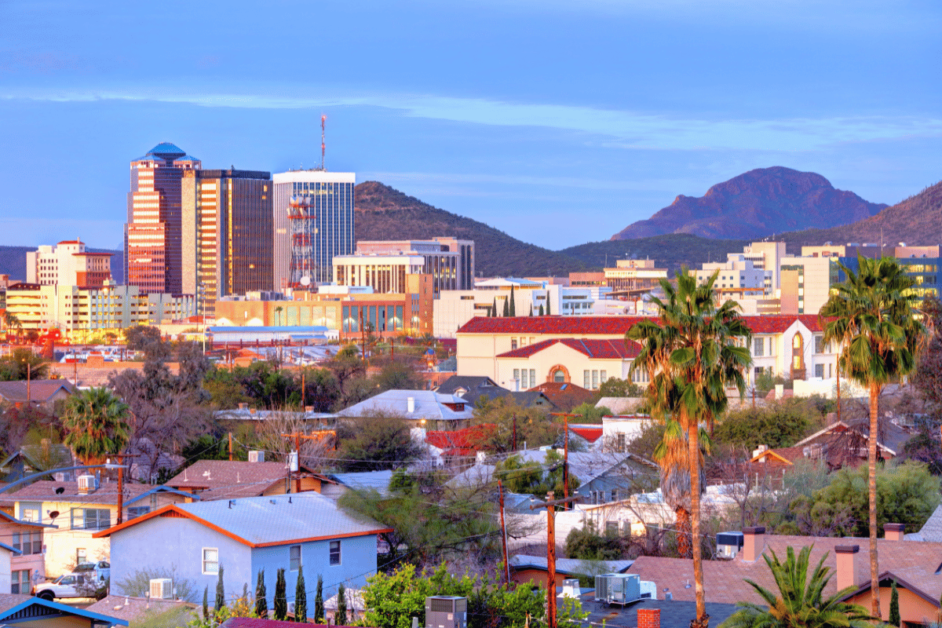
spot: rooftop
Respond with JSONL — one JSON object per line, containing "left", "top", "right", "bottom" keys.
{"left": 0, "top": 480, "right": 153, "bottom": 507}
{"left": 146, "top": 142, "right": 186, "bottom": 158}
{"left": 509, "top": 554, "right": 634, "bottom": 575}
{"left": 0, "top": 594, "right": 128, "bottom": 626}
{"left": 165, "top": 460, "right": 295, "bottom": 500}
{"left": 0, "top": 379, "right": 75, "bottom": 404}
{"left": 531, "top": 381, "right": 597, "bottom": 409}
{"left": 339, "top": 390, "right": 474, "bottom": 422}
{"left": 457, "top": 314, "right": 824, "bottom": 336}
{"left": 86, "top": 595, "right": 196, "bottom": 623}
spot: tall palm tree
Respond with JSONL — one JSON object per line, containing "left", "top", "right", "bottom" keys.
{"left": 718, "top": 545, "right": 872, "bottom": 628}
{"left": 61, "top": 387, "right": 130, "bottom": 465}
{"left": 650, "top": 420, "right": 708, "bottom": 558}
{"left": 819, "top": 256, "right": 925, "bottom": 618}
{"left": 628, "top": 269, "right": 752, "bottom": 627}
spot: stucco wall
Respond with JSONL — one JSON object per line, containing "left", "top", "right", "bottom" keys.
{"left": 847, "top": 584, "right": 938, "bottom": 624}
{"left": 0, "top": 548, "right": 11, "bottom": 593}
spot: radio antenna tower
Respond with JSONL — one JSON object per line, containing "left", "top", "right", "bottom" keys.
{"left": 320, "top": 114, "right": 327, "bottom": 170}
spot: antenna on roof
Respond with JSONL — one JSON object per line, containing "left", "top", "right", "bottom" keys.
{"left": 320, "top": 114, "right": 327, "bottom": 171}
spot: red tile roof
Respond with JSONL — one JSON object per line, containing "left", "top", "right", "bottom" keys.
{"left": 497, "top": 338, "right": 642, "bottom": 360}
{"left": 569, "top": 425, "right": 603, "bottom": 443}
{"left": 458, "top": 314, "right": 823, "bottom": 336}
{"left": 532, "top": 382, "right": 597, "bottom": 409}
{"left": 426, "top": 424, "right": 497, "bottom": 456}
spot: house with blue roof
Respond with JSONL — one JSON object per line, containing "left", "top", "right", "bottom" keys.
{"left": 95, "top": 493, "right": 391, "bottom": 607}
{"left": 0, "top": 593, "right": 127, "bottom": 627}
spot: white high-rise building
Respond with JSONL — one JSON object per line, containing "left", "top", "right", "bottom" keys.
{"left": 272, "top": 170, "right": 356, "bottom": 290}
{"left": 26, "top": 240, "right": 112, "bottom": 288}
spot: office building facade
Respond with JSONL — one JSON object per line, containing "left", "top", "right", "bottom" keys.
{"left": 182, "top": 169, "right": 273, "bottom": 316}
{"left": 272, "top": 170, "right": 356, "bottom": 289}
{"left": 338, "top": 239, "right": 472, "bottom": 294}
{"left": 26, "top": 240, "right": 112, "bottom": 288}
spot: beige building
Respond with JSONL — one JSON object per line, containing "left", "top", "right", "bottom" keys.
{"left": 741, "top": 241, "right": 787, "bottom": 289}
{"left": 779, "top": 255, "right": 834, "bottom": 315}
{"left": 696, "top": 255, "right": 771, "bottom": 296}
{"left": 26, "top": 240, "right": 112, "bottom": 289}
{"left": 603, "top": 259, "right": 667, "bottom": 294}
{"left": 335, "top": 239, "right": 474, "bottom": 295}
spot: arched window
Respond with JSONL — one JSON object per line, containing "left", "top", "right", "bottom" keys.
{"left": 553, "top": 370, "right": 566, "bottom": 383}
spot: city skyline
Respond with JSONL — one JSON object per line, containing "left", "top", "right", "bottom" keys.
{"left": 1, "top": 0, "right": 940, "bottom": 250}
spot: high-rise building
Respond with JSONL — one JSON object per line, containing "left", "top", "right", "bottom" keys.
{"left": 181, "top": 169, "right": 273, "bottom": 316}
{"left": 26, "top": 240, "right": 112, "bottom": 288}
{"left": 125, "top": 143, "right": 201, "bottom": 295}
{"left": 272, "top": 170, "right": 356, "bottom": 289}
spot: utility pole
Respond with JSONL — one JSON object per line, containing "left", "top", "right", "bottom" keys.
{"left": 551, "top": 413, "right": 580, "bottom": 508}
{"left": 498, "top": 480, "right": 510, "bottom": 586}
{"left": 228, "top": 433, "right": 233, "bottom": 462}
{"left": 26, "top": 362, "right": 31, "bottom": 405}
{"left": 111, "top": 454, "right": 132, "bottom": 525}
{"left": 512, "top": 414, "right": 517, "bottom": 451}
{"left": 530, "top": 492, "right": 581, "bottom": 628}
{"left": 281, "top": 431, "right": 337, "bottom": 493}
{"left": 301, "top": 370, "right": 306, "bottom": 408}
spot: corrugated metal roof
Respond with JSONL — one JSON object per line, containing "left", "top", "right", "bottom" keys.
{"left": 329, "top": 471, "right": 394, "bottom": 496}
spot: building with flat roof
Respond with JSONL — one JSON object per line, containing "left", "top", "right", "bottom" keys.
{"left": 334, "top": 239, "right": 474, "bottom": 295}
{"left": 26, "top": 240, "right": 113, "bottom": 289}
{"left": 603, "top": 259, "right": 668, "bottom": 294}
{"left": 181, "top": 168, "right": 273, "bottom": 317}
{"left": 273, "top": 170, "right": 356, "bottom": 289}
{"left": 696, "top": 254, "right": 771, "bottom": 296}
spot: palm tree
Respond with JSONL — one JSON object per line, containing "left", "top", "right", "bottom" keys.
{"left": 819, "top": 256, "right": 925, "bottom": 618}
{"left": 61, "top": 387, "right": 130, "bottom": 464}
{"left": 628, "top": 269, "right": 752, "bottom": 627}
{"left": 718, "top": 545, "right": 872, "bottom": 628}
{"left": 651, "top": 420, "right": 707, "bottom": 558}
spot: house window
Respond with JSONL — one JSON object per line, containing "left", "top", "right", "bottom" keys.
{"left": 11, "top": 570, "right": 29, "bottom": 595}
{"left": 616, "top": 433, "right": 626, "bottom": 453}
{"left": 13, "top": 532, "right": 41, "bottom": 555}
{"left": 290, "top": 545, "right": 302, "bottom": 571}
{"left": 530, "top": 370, "right": 536, "bottom": 387}
{"left": 203, "top": 548, "right": 219, "bottom": 574}
{"left": 600, "top": 370, "right": 608, "bottom": 383}
{"left": 127, "top": 506, "right": 150, "bottom": 520}
{"left": 592, "top": 370, "right": 599, "bottom": 390}
{"left": 513, "top": 369, "right": 520, "bottom": 387}
{"left": 814, "top": 335, "right": 824, "bottom": 354}
{"left": 753, "top": 337, "right": 764, "bottom": 357}
{"left": 77, "top": 548, "right": 87, "bottom": 565}
{"left": 815, "top": 364, "right": 824, "bottom": 378}
{"left": 584, "top": 370, "right": 590, "bottom": 388}
{"left": 606, "top": 521, "right": 619, "bottom": 535}
{"left": 554, "top": 370, "right": 565, "bottom": 383}
{"left": 511, "top": 338, "right": 518, "bottom": 350}
{"left": 329, "top": 540, "right": 341, "bottom": 565}
{"left": 20, "top": 503, "right": 40, "bottom": 523}
{"left": 611, "top": 490, "right": 619, "bottom": 502}
{"left": 521, "top": 369, "right": 528, "bottom": 389}
{"left": 71, "top": 508, "right": 110, "bottom": 531}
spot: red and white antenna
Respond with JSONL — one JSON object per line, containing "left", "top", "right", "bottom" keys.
{"left": 320, "top": 114, "right": 327, "bottom": 170}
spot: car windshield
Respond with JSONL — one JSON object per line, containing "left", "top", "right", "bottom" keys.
{"left": 58, "top": 576, "right": 74, "bottom": 584}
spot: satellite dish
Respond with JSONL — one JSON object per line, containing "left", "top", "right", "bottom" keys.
{"left": 300, "top": 276, "right": 311, "bottom": 286}
{"left": 48, "top": 510, "right": 59, "bottom": 520}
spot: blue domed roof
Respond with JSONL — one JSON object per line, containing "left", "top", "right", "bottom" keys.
{"left": 146, "top": 142, "right": 186, "bottom": 158}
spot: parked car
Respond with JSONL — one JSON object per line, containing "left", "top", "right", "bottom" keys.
{"left": 33, "top": 573, "right": 93, "bottom": 600}
{"left": 73, "top": 561, "right": 110, "bottom": 583}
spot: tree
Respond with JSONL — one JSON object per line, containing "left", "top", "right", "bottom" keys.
{"left": 255, "top": 569, "right": 267, "bottom": 618}
{"left": 336, "top": 583, "right": 348, "bottom": 625}
{"left": 718, "top": 546, "right": 872, "bottom": 628}
{"left": 314, "top": 574, "right": 323, "bottom": 622}
{"left": 295, "top": 566, "right": 307, "bottom": 622}
{"left": 595, "top": 377, "right": 643, "bottom": 400}
{"left": 509, "top": 285, "right": 516, "bottom": 316}
{"left": 472, "top": 397, "right": 561, "bottom": 453}
{"left": 61, "top": 387, "right": 130, "bottom": 464}
{"left": 124, "top": 325, "right": 171, "bottom": 362}
{"left": 565, "top": 522, "right": 624, "bottom": 560}
{"left": 820, "top": 256, "right": 926, "bottom": 617}
{"left": 502, "top": 296, "right": 510, "bottom": 317}
{"left": 713, "top": 398, "right": 826, "bottom": 450}
{"left": 274, "top": 568, "right": 287, "bottom": 620}
{"left": 546, "top": 297, "right": 551, "bottom": 316}
{"left": 627, "top": 268, "right": 752, "bottom": 627}
{"left": 324, "top": 348, "right": 367, "bottom": 406}
{"left": 215, "top": 565, "right": 225, "bottom": 614}
{"left": 889, "top": 580, "right": 900, "bottom": 627}
{"left": 202, "top": 586, "right": 209, "bottom": 622}
{"left": 0, "top": 348, "right": 49, "bottom": 381}
{"left": 539, "top": 304, "right": 544, "bottom": 316}
{"left": 492, "top": 297, "right": 498, "bottom": 317}
{"left": 333, "top": 414, "right": 424, "bottom": 472}
{"left": 495, "top": 451, "right": 579, "bottom": 498}
{"left": 374, "top": 361, "right": 425, "bottom": 393}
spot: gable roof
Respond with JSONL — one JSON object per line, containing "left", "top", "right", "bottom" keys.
{"left": 0, "top": 480, "right": 153, "bottom": 507}
{"left": 0, "top": 594, "right": 128, "bottom": 625}
{"left": 912, "top": 504, "right": 942, "bottom": 542}
{"left": 532, "top": 382, "right": 596, "bottom": 409}
{"left": 165, "top": 460, "right": 295, "bottom": 500}
{"left": 426, "top": 424, "right": 498, "bottom": 457}
{"left": 794, "top": 420, "right": 909, "bottom": 457}
{"left": 436, "top": 375, "right": 501, "bottom": 396}
{"left": 339, "top": 390, "right": 473, "bottom": 422}
{"left": 94, "top": 492, "right": 391, "bottom": 546}
{"left": 0, "top": 380, "right": 75, "bottom": 404}
{"left": 457, "top": 315, "right": 824, "bottom": 336}
{"left": 497, "top": 338, "right": 642, "bottom": 360}
{"left": 569, "top": 424, "right": 603, "bottom": 444}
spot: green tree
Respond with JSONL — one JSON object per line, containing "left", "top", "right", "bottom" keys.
{"left": 61, "top": 387, "right": 130, "bottom": 464}
{"left": 627, "top": 268, "right": 752, "bottom": 625}
{"left": 495, "top": 450, "right": 579, "bottom": 498}
{"left": 274, "top": 568, "right": 287, "bottom": 620}
{"left": 595, "top": 377, "right": 643, "bottom": 399}
{"left": 295, "top": 566, "right": 307, "bottom": 622}
{"left": 314, "top": 574, "right": 323, "bottom": 622}
{"left": 471, "top": 397, "right": 560, "bottom": 453}
{"left": 336, "top": 583, "right": 348, "bottom": 625}
{"left": 539, "top": 304, "right": 544, "bottom": 316}
{"left": 718, "top": 546, "right": 872, "bottom": 628}
{"left": 546, "top": 297, "right": 551, "bottom": 316}
{"left": 333, "top": 414, "right": 424, "bottom": 472}
{"left": 373, "top": 361, "right": 425, "bottom": 393}
{"left": 215, "top": 565, "right": 225, "bottom": 614}
{"left": 820, "top": 256, "right": 926, "bottom": 617}
{"left": 255, "top": 569, "right": 267, "bottom": 618}
{"left": 0, "top": 348, "right": 48, "bottom": 381}
{"left": 492, "top": 297, "right": 498, "bottom": 317}
{"left": 509, "top": 285, "right": 516, "bottom": 316}
{"left": 202, "top": 586, "right": 209, "bottom": 622}
{"left": 502, "top": 296, "right": 510, "bottom": 317}
{"left": 713, "top": 398, "right": 826, "bottom": 450}
{"left": 889, "top": 580, "right": 900, "bottom": 627}
{"left": 564, "top": 522, "right": 624, "bottom": 560}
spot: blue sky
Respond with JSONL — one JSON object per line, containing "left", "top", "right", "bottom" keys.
{"left": 1, "top": 0, "right": 939, "bottom": 250}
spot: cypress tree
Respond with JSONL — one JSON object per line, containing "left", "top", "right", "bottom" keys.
{"left": 546, "top": 297, "right": 551, "bottom": 316}
{"left": 502, "top": 297, "right": 510, "bottom": 317}
{"left": 295, "top": 566, "right": 307, "bottom": 622}
{"left": 509, "top": 285, "right": 516, "bottom": 316}
{"left": 314, "top": 575, "right": 324, "bottom": 622}
{"left": 539, "top": 304, "right": 544, "bottom": 316}
{"left": 215, "top": 565, "right": 225, "bottom": 613}
{"left": 492, "top": 297, "right": 498, "bottom": 317}
{"left": 274, "top": 568, "right": 287, "bottom": 620}
{"left": 202, "top": 586, "right": 208, "bottom": 622}
{"left": 889, "top": 580, "right": 900, "bottom": 626}
{"left": 255, "top": 569, "right": 268, "bottom": 618}
{"left": 336, "top": 583, "right": 348, "bottom": 626}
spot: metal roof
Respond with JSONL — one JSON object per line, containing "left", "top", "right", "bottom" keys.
{"left": 509, "top": 554, "right": 634, "bottom": 575}
{"left": 208, "top": 326, "right": 329, "bottom": 333}
{"left": 339, "top": 390, "right": 474, "bottom": 422}
{"left": 329, "top": 471, "right": 394, "bottom": 497}
{"left": 146, "top": 142, "right": 186, "bottom": 158}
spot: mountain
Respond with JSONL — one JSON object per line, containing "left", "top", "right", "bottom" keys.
{"left": 0, "top": 246, "right": 124, "bottom": 283}
{"left": 560, "top": 234, "right": 749, "bottom": 276}
{"left": 611, "top": 167, "right": 887, "bottom": 241}
{"left": 354, "top": 181, "right": 588, "bottom": 277}
{"left": 776, "top": 180, "right": 942, "bottom": 251}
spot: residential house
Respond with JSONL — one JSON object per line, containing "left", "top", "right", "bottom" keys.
{"left": 0, "top": 440, "right": 74, "bottom": 483}
{"left": 629, "top": 525, "right": 942, "bottom": 625}
{"left": 0, "top": 380, "right": 75, "bottom": 408}
{"left": 95, "top": 493, "right": 391, "bottom": 608}
{"left": 425, "top": 424, "right": 498, "bottom": 466}
{"left": 0, "top": 594, "right": 128, "bottom": 627}
{"left": 339, "top": 390, "right": 474, "bottom": 430}
{"left": 531, "top": 382, "right": 595, "bottom": 411}
{"left": 509, "top": 554, "right": 633, "bottom": 589}
{"left": 595, "top": 397, "right": 644, "bottom": 415}
{"left": 0, "top": 511, "right": 56, "bottom": 593}
{"left": 568, "top": 424, "right": 603, "bottom": 451}
{"left": 0, "top": 543, "right": 14, "bottom": 594}
{"left": 164, "top": 460, "right": 329, "bottom": 500}
{"left": 86, "top": 595, "right": 196, "bottom": 626}
{"left": 909, "top": 504, "right": 942, "bottom": 542}
{"left": 324, "top": 587, "right": 365, "bottom": 623}
{"left": 0, "top": 479, "right": 189, "bottom": 577}
{"left": 602, "top": 415, "right": 655, "bottom": 453}
{"left": 435, "top": 375, "right": 557, "bottom": 410}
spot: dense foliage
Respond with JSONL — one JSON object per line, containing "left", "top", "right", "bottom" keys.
{"left": 713, "top": 398, "right": 827, "bottom": 450}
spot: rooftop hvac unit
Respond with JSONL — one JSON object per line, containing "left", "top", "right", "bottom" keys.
{"left": 248, "top": 450, "right": 265, "bottom": 463}
{"left": 77, "top": 474, "right": 98, "bottom": 494}
{"left": 716, "top": 531, "right": 745, "bottom": 559}
{"left": 149, "top": 578, "right": 173, "bottom": 600}
{"left": 425, "top": 596, "right": 467, "bottom": 628}
{"left": 594, "top": 574, "right": 641, "bottom": 606}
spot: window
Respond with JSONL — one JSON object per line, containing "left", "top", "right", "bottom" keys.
{"left": 71, "top": 508, "right": 110, "bottom": 531}
{"left": 600, "top": 370, "right": 608, "bottom": 383}
{"left": 329, "top": 540, "right": 341, "bottom": 565}
{"left": 530, "top": 369, "right": 536, "bottom": 387}
{"left": 521, "top": 369, "right": 528, "bottom": 389}
{"left": 616, "top": 433, "right": 626, "bottom": 453}
{"left": 584, "top": 370, "right": 590, "bottom": 388}
{"left": 554, "top": 370, "right": 565, "bottom": 383}
{"left": 203, "top": 548, "right": 219, "bottom": 574}
{"left": 753, "top": 337, "right": 764, "bottom": 357}
{"left": 592, "top": 370, "right": 599, "bottom": 390}
{"left": 20, "top": 503, "right": 40, "bottom": 523}
{"left": 814, "top": 335, "right": 824, "bottom": 354}
{"left": 511, "top": 338, "right": 518, "bottom": 350}
{"left": 815, "top": 364, "right": 824, "bottom": 378}
{"left": 606, "top": 521, "right": 619, "bottom": 535}
{"left": 127, "top": 506, "right": 150, "bottom": 520}
{"left": 11, "top": 570, "right": 29, "bottom": 595}
{"left": 513, "top": 369, "right": 520, "bottom": 387}
{"left": 611, "top": 490, "right": 619, "bottom": 502}
{"left": 77, "top": 548, "right": 87, "bottom": 565}
{"left": 290, "top": 545, "right": 302, "bottom": 571}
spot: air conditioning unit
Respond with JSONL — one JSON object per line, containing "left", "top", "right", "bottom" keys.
{"left": 594, "top": 574, "right": 641, "bottom": 606}
{"left": 716, "top": 531, "right": 744, "bottom": 559}
{"left": 248, "top": 451, "right": 265, "bottom": 463}
{"left": 425, "top": 596, "right": 467, "bottom": 628}
{"left": 77, "top": 474, "right": 98, "bottom": 494}
{"left": 150, "top": 578, "right": 173, "bottom": 600}
{"left": 287, "top": 452, "right": 299, "bottom": 473}
{"left": 561, "top": 579, "right": 581, "bottom": 599}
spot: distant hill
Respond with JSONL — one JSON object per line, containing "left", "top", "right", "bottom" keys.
{"left": 354, "top": 181, "right": 588, "bottom": 276}
{"left": 560, "top": 234, "right": 749, "bottom": 276}
{"left": 776, "top": 180, "right": 942, "bottom": 251}
{"left": 611, "top": 167, "right": 887, "bottom": 241}
{"left": 0, "top": 246, "right": 123, "bottom": 283}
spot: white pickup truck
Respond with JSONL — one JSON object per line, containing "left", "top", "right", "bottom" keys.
{"left": 33, "top": 573, "right": 95, "bottom": 600}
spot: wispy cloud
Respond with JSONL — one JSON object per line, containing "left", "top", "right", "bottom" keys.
{"left": 5, "top": 87, "right": 940, "bottom": 153}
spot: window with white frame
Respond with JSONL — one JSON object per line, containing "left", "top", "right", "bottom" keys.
{"left": 290, "top": 545, "right": 302, "bottom": 571}
{"left": 19, "top": 503, "right": 41, "bottom": 523}
{"left": 529, "top": 369, "right": 536, "bottom": 387}
{"left": 584, "top": 370, "right": 590, "bottom": 388}
{"left": 329, "top": 540, "right": 341, "bottom": 565}
{"left": 814, "top": 335, "right": 824, "bottom": 354}
{"left": 11, "top": 570, "right": 29, "bottom": 595}
{"left": 202, "top": 548, "right": 219, "bottom": 574}
{"left": 753, "top": 337, "right": 764, "bottom": 357}
{"left": 513, "top": 369, "right": 520, "bottom": 387}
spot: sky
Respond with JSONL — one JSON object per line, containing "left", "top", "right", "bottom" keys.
{"left": 0, "top": 0, "right": 940, "bottom": 251}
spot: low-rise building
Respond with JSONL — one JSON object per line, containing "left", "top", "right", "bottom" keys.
{"left": 0, "top": 595, "right": 128, "bottom": 627}
{"left": 0, "top": 511, "right": 56, "bottom": 593}
{"left": 26, "top": 240, "right": 113, "bottom": 289}
{"left": 603, "top": 259, "right": 668, "bottom": 296}
{"left": 339, "top": 390, "right": 474, "bottom": 430}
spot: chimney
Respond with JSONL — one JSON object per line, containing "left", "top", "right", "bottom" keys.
{"left": 407, "top": 397, "right": 415, "bottom": 413}
{"left": 638, "top": 608, "right": 660, "bottom": 628}
{"left": 884, "top": 523, "right": 905, "bottom": 541}
{"left": 835, "top": 545, "right": 860, "bottom": 592}
{"left": 742, "top": 526, "right": 766, "bottom": 562}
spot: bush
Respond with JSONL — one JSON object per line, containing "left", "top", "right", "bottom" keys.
{"left": 714, "top": 397, "right": 826, "bottom": 450}
{"left": 564, "top": 523, "right": 624, "bottom": 561}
